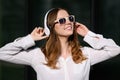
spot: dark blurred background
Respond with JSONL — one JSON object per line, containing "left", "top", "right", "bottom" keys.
{"left": 0, "top": 0, "right": 120, "bottom": 80}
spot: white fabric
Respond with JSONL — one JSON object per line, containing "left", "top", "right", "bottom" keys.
{"left": 0, "top": 31, "right": 120, "bottom": 80}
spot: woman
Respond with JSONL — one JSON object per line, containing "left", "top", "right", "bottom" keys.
{"left": 0, "top": 8, "right": 120, "bottom": 80}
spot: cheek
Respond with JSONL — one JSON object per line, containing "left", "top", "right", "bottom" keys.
{"left": 54, "top": 26, "right": 63, "bottom": 35}
{"left": 54, "top": 25, "right": 63, "bottom": 34}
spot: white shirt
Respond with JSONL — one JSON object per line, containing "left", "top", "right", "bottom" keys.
{"left": 0, "top": 31, "right": 120, "bottom": 80}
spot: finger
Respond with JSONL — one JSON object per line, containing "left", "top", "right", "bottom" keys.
{"left": 75, "top": 22, "right": 81, "bottom": 25}
{"left": 38, "top": 27, "right": 43, "bottom": 30}
{"left": 76, "top": 23, "right": 86, "bottom": 29}
{"left": 75, "top": 22, "right": 82, "bottom": 28}
{"left": 36, "top": 35, "right": 48, "bottom": 40}
{"left": 41, "top": 35, "right": 49, "bottom": 39}
{"left": 38, "top": 27, "right": 44, "bottom": 33}
{"left": 35, "top": 28, "right": 42, "bottom": 35}
{"left": 31, "top": 27, "right": 37, "bottom": 34}
{"left": 38, "top": 28, "right": 46, "bottom": 36}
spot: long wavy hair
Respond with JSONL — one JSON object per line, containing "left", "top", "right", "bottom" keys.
{"left": 41, "top": 8, "right": 87, "bottom": 69}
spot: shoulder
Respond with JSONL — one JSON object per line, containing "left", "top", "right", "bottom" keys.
{"left": 29, "top": 47, "right": 45, "bottom": 58}
{"left": 81, "top": 47, "right": 93, "bottom": 57}
{"left": 29, "top": 47, "right": 46, "bottom": 65}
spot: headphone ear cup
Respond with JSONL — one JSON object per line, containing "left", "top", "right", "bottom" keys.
{"left": 44, "top": 25, "right": 50, "bottom": 36}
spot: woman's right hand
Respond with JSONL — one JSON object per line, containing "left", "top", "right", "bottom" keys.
{"left": 30, "top": 27, "right": 48, "bottom": 41}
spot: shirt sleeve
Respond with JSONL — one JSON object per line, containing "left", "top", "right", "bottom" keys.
{"left": 83, "top": 31, "right": 120, "bottom": 65}
{"left": 0, "top": 34, "right": 36, "bottom": 65}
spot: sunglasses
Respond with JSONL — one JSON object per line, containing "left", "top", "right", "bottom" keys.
{"left": 54, "top": 15, "right": 75, "bottom": 24}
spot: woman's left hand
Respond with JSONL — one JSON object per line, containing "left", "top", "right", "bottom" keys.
{"left": 75, "top": 22, "right": 89, "bottom": 37}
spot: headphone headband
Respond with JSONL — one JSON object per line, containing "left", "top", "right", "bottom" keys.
{"left": 44, "top": 8, "right": 55, "bottom": 36}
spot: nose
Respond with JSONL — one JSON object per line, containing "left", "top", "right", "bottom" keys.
{"left": 65, "top": 18, "right": 71, "bottom": 24}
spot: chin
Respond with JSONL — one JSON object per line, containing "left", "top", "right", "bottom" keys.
{"left": 68, "top": 31, "right": 73, "bottom": 35}
{"left": 58, "top": 31, "right": 73, "bottom": 37}
{"left": 65, "top": 32, "right": 73, "bottom": 36}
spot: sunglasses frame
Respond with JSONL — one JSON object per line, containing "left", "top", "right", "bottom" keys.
{"left": 54, "top": 15, "right": 75, "bottom": 24}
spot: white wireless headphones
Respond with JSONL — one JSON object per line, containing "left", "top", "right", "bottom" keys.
{"left": 44, "top": 8, "right": 55, "bottom": 36}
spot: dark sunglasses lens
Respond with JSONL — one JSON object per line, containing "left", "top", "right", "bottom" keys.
{"left": 59, "top": 18, "right": 66, "bottom": 24}
{"left": 69, "top": 16, "right": 74, "bottom": 22}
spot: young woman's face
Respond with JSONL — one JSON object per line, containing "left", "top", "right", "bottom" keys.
{"left": 54, "top": 10, "right": 74, "bottom": 37}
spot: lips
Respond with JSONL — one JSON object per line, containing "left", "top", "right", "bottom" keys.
{"left": 64, "top": 26, "right": 73, "bottom": 30}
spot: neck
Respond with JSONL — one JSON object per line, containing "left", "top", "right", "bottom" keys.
{"left": 59, "top": 36, "right": 71, "bottom": 59}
